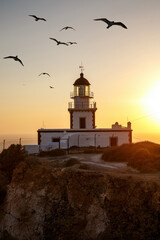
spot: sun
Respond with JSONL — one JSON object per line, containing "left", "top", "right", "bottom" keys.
{"left": 141, "top": 81, "right": 160, "bottom": 122}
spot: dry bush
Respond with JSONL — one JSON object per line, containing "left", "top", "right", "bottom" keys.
{"left": 63, "top": 158, "right": 80, "bottom": 167}
{"left": 102, "top": 144, "right": 133, "bottom": 162}
{"left": 38, "top": 149, "right": 66, "bottom": 157}
{"left": 102, "top": 142, "right": 160, "bottom": 173}
{"left": 0, "top": 144, "right": 26, "bottom": 181}
{"left": 79, "top": 163, "right": 90, "bottom": 170}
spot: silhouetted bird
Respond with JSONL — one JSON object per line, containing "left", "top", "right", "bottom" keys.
{"left": 39, "top": 72, "right": 50, "bottom": 77}
{"left": 50, "top": 38, "right": 68, "bottom": 46}
{"left": 29, "top": 15, "right": 46, "bottom": 21}
{"left": 60, "top": 26, "right": 75, "bottom": 31}
{"left": 94, "top": 18, "right": 127, "bottom": 29}
{"left": 49, "top": 86, "right": 54, "bottom": 88}
{"left": 3, "top": 55, "right": 24, "bottom": 66}
{"left": 67, "top": 42, "right": 77, "bottom": 45}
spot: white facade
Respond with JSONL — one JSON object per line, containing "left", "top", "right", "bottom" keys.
{"left": 72, "top": 111, "right": 93, "bottom": 129}
{"left": 24, "top": 145, "right": 40, "bottom": 154}
{"left": 37, "top": 124, "right": 132, "bottom": 151}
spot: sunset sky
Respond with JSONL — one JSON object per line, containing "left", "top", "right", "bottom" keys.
{"left": 1, "top": 0, "right": 160, "bottom": 143}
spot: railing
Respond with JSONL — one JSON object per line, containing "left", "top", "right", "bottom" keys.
{"left": 68, "top": 102, "right": 97, "bottom": 109}
{"left": 70, "top": 91, "right": 94, "bottom": 98}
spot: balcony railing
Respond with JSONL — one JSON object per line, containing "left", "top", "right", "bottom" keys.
{"left": 68, "top": 102, "right": 97, "bottom": 109}
{"left": 70, "top": 91, "right": 94, "bottom": 98}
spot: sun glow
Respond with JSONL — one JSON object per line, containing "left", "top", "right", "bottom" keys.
{"left": 141, "top": 81, "right": 160, "bottom": 122}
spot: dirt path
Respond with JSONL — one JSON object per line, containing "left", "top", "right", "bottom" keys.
{"left": 71, "top": 153, "right": 127, "bottom": 169}
{"left": 45, "top": 153, "right": 137, "bottom": 173}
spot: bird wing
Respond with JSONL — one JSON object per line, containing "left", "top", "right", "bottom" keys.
{"left": 60, "top": 42, "right": 68, "bottom": 46}
{"left": 49, "top": 86, "right": 54, "bottom": 88}
{"left": 114, "top": 21, "right": 127, "bottom": 29}
{"left": 29, "top": 15, "right": 37, "bottom": 19}
{"left": 39, "top": 72, "right": 50, "bottom": 76}
{"left": 46, "top": 73, "right": 50, "bottom": 76}
{"left": 67, "top": 27, "right": 75, "bottom": 30}
{"left": 50, "top": 38, "right": 59, "bottom": 43}
{"left": 17, "top": 58, "right": 24, "bottom": 66}
{"left": 3, "top": 56, "right": 15, "bottom": 59}
{"left": 39, "top": 17, "right": 46, "bottom": 21}
{"left": 68, "top": 42, "right": 77, "bottom": 45}
{"left": 94, "top": 18, "right": 111, "bottom": 25}
{"left": 60, "top": 27, "right": 66, "bottom": 31}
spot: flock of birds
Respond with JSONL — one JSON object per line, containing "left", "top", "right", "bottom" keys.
{"left": 3, "top": 14, "right": 127, "bottom": 89}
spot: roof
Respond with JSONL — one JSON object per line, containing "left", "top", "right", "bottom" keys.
{"left": 73, "top": 73, "right": 90, "bottom": 86}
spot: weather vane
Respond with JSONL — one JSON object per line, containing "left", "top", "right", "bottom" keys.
{"left": 79, "top": 62, "right": 84, "bottom": 73}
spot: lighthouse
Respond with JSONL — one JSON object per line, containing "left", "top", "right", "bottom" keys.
{"left": 24, "top": 69, "right": 132, "bottom": 154}
{"left": 68, "top": 72, "right": 97, "bottom": 129}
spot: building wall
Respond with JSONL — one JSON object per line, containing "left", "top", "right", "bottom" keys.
{"left": 38, "top": 130, "right": 131, "bottom": 151}
{"left": 74, "top": 97, "right": 90, "bottom": 108}
{"left": 68, "top": 132, "right": 130, "bottom": 148}
{"left": 72, "top": 111, "right": 93, "bottom": 129}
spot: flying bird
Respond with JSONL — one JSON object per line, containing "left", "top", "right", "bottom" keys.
{"left": 49, "top": 86, "right": 54, "bottom": 88}
{"left": 60, "top": 26, "right": 75, "bottom": 31}
{"left": 39, "top": 72, "right": 50, "bottom": 77}
{"left": 67, "top": 42, "right": 77, "bottom": 45}
{"left": 29, "top": 15, "right": 46, "bottom": 21}
{"left": 94, "top": 18, "right": 127, "bottom": 29}
{"left": 50, "top": 38, "right": 68, "bottom": 46}
{"left": 3, "top": 55, "right": 24, "bottom": 66}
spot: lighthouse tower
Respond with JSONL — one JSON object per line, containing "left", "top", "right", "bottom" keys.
{"left": 68, "top": 72, "right": 97, "bottom": 129}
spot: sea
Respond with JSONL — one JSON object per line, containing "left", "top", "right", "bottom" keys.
{"left": 0, "top": 133, "right": 37, "bottom": 153}
{"left": 0, "top": 132, "right": 160, "bottom": 153}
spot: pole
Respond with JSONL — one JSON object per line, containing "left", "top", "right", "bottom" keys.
{"left": 19, "top": 138, "right": 21, "bottom": 145}
{"left": 78, "top": 135, "right": 80, "bottom": 152}
{"left": 3, "top": 140, "right": 5, "bottom": 150}
{"left": 67, "top": 137, "right": 70, "bottom": 154}
{"left": 94, "top": 134, "right": 96, "bottom": 148}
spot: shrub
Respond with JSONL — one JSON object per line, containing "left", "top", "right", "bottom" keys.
{"left": 64, "top": 158, "right": 80, "bottom": 167}
{"left": 102, "top": 142, "right": 160, "bottom": 173}
{"left": 0, "top": 144, "right": 26, "bottom": 180}
{"left": 79, "top": 163, "right": 90, "bottom": 170}
{"left": 38, "top": 149, "right": 66, "bottom": 157}
{"left": 102, "top": 144, "right": 133, "bottom": 162}
{"left": 83, "top": 146, "right": 104, "bottom": 153}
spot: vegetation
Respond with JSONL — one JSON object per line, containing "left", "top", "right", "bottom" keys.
{"left": 38, "top": 148, "right": 66, "bottom": 157}
{"left": 0, "top": 144, "right": 26, "bottom": 205}
{"left": 79, "top": 163, "right": 90, "bottom": 170}
{"left": 102, "top": 141, "right": 160, "bottom": 172}
{"left": 83, "top": 146, "right": 103, "bottom": 153}
{"left": 0, "top": 144, "right": 26, "bottom": 180}
{"left": 63, "top": 158, "right": 80, "bottom": 167}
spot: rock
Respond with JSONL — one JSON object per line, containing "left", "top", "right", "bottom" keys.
{"left": 0, "top": 158, "right": 159, "bottom": 240}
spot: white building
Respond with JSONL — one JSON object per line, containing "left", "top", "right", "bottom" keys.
{"left": 35, "top": 72, "right": 132, "bottom": 152}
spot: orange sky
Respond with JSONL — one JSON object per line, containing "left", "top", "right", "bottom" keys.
{"left": 1, "top": 0, "right": 160, "bottom": 143}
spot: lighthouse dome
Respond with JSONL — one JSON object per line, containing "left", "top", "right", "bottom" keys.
{"left": 73, "top": 73, "right": 90, "bottom": 86}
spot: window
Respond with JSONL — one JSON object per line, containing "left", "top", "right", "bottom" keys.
{"left": 52, "top": 138, "right": 60, "bottom": 142}
{"left": 79, "top": 117, "right": 86, "bottom": 129}
{"left": 110, "top": 136, "right": 118, "bottom": 147}
{"left": 79, "top": 86, "right": 85, "bottom": 96}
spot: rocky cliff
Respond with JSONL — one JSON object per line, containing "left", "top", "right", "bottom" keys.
{"left": 0, "top": 157, "right": 160, "bottom": 240}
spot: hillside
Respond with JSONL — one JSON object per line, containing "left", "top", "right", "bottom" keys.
{"left": 0, "top": 145, "right": 160, "bottom": 240}
{"left": 102, "top": 141, "right": 160, "bottom": 173}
